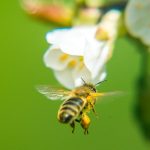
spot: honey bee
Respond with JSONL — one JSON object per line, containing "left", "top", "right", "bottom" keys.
{"left": 37, "top": 79, "right": 114, "bottom": 134}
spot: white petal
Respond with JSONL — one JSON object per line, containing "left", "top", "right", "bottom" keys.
{"left": 73, "top": 26, "right": 97, "bottom": 41}
{"left": 54, "top": 69, "right": 75, "bottom": 89}
{"left": 125, "top": 0, "right": 150, "bottom": 45}
{"left": 43, "top": 46, "right": 70, "bottom": 71}
{"left": 59, "top": 33, "right": 86, "bottom": 56}
{"left": 46, "top": 26, "right": 97, "bottom": 56}
{"left": 72, "top": 64, "right": 92, "bottom": 87}
{"left": 46, "top": 28, "right": 70, "bottom": 45}
{"left": 92, "top": 68, "right": 107, "bottom": 85}
{"left": 54, "top": 62, "right": 106, "bottom": 89}
{"left": 84, "top": 40, "right": 102, "bottom": 72}
{"left": 83, "top": 68, "right": 107, "bottom": 86}
{"left": 84, "top": 39, "right": 110, "bottom": 79}
{"left": 59, "top": 26, "right": 97, "bottom": 56}
{"left": 99, "top": 10, "right": 121, "bottom": 39}
{"left": 91, "top": 43, "right": 109, "bottom": 79}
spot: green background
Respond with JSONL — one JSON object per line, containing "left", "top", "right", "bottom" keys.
{"left": 0, "top": 0, "right": 149, "bottom": 150}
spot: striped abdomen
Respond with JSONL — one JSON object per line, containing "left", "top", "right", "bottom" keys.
{"left": 57, "top": 97, "right": 86, "bottom": 124}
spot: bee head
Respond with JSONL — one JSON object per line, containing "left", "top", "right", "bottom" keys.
{"left": 81, "top": 78, "right": 96, "bottom": 92}
{"left": 86, "top": 84, "right": 96, "bottom": 92}
{"left": 81, "top": 78, "right": 106, "bottom": 92}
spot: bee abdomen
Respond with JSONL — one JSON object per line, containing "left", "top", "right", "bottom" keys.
{"left": 58, "top": 97, "right": 84, "bottom": 124}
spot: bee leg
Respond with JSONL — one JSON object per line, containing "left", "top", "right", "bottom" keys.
{"left": 75, "top": 118, "right": 81, "bottom": 123}
{"left": 92, "top": 108, "right": 98, "bottom": 117}
{"left": 80, "top": 113, "right": 90, "bottom": 135}
{"left": 70, "top": 121, "right": 75, "bottom": 133}
{"left": 84, "top": 129, "right": 89, "bottom": 135}
{"left": 90, "top": 102, "right": 98, "bottom": 118}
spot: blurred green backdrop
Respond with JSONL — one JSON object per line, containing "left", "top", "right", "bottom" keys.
{"left": 0, "top": 0, "right": 149, "bottom": 150}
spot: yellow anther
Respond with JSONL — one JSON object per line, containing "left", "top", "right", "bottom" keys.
{"left": 79, "top": 56, "right": 83, "bottom": 62}
{"left": 68, "top": 60, "right": 77, "bottom": 68}
{"left": 95, "top": 27, "right": 110, "bottom": 41}
{"left": 59, "top": 54, "right": 69, "bottom": 62}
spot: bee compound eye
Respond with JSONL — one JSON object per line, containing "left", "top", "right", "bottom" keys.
{"left": 90, "top": 86, "right": 96, "bottom": 92}
{"left": 93, "top": 87, "right": 96, "bottom": 92}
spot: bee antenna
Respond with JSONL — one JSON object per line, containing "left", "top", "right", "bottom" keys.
{"left": 81, "top": 77, "right": 86, "bottom": 84}
{"left": 95, "top": 80, "right": 107, "bottom": 86}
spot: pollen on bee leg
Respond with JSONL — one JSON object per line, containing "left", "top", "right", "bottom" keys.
{"left": 59, "top": 54, "right": 69, "bottom": 62}
{"left": 80, "top": 114, "right": 90, "bottom": 134}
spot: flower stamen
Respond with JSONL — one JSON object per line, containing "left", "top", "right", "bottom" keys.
{"left": 95, "top": 27, "right": 110, "bottom": 41}
{"left": 79, "top": 56, "right": 83, "bottom": 62}
{"left": 68, "top": 59, "right": 77, "bottom": 68}
{"left": 59, "top": 54, "right": 69, "bottom": 62}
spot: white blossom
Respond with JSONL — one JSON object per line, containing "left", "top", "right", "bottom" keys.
{"left": 44, "top": 10, "right": 121, "bottom": 89}
{"left": 125, "top": 0, "right": 150, "bottom": 46}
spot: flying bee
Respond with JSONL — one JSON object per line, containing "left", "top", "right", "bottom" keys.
{"left": 37, "top": 79, "right": 117, "bottom": 134}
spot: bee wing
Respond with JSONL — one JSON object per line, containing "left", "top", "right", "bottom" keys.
{"left": 93, "top": 91, "right": 124, "bottom": 97}
{"left": 91, "top": 91, "right": 125, "bottom": 103}
{"left": 36, "top": 85, "right": 71, "bottom": 100}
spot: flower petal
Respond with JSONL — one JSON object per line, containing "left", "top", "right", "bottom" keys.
{"left": 59, "top": 26, "right": 97, "bottom": 56}
{"left": 93, "top": 69, "right": 107, "bottom": 84}
{"left": 72, "top": 64, "right": 92, "bottom": 87}
{"left": 44, "top": 25, "right": 109, "bottom": 89}
{"left": 125, "top": 0, "right": 150, "bottom": 45}
{"left": 91, "top": 43, "right": 110, "bottom": 79}
{"left": 43, "top": 46, "right": 71, "bottom": 71}
{"left": 59, "top": 34, "right": 86, "bottom": 56}
{"left": 84, "top": 39, "right": 110, "bottom": 79}
{"left": 46, "top": 26, "right": 97, "bottom": 56}
{"left": 54, "top": 69, "right": 75, "bottom": 89}
{"left": 46, "top": 28, "right": 70, "bottom": 45}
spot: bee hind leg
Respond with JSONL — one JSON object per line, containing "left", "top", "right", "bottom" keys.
{"left": 80, "top": 113, "right": 90, "bottom": 135}
{"left": 75, "top": 118, "right": 81, "bottom": 123}
{"left": 70, "top": 121, "right": 75, "bottom": 133}
{"left": 84, "top": 128, "right": 89, "bottom": 135}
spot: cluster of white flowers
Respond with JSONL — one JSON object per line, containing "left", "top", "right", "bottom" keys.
{"left": 44, "top": 10, "right": 121, "bottom": 89}
{"left": 42, "top": 0, "right": 150, "bottom": 89}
